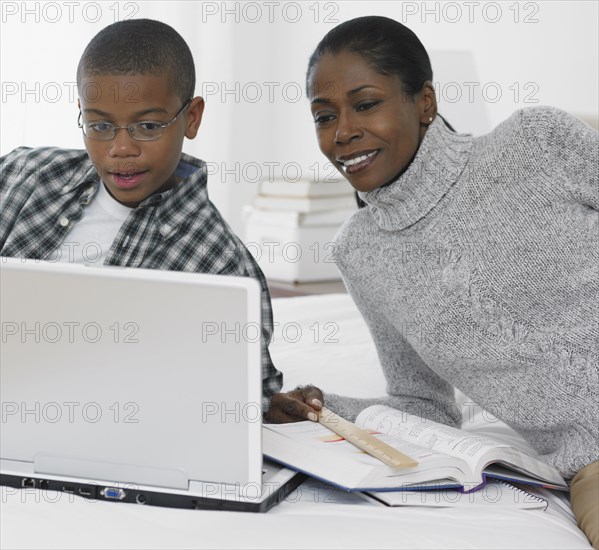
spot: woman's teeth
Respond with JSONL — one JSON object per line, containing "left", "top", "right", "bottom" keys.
{"left": 342, "top": 151, "right": 377, "bottom": 166}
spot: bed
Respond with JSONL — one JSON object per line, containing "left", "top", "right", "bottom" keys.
{"left": 1, "top": 294, "right": 592, "bottom": 549}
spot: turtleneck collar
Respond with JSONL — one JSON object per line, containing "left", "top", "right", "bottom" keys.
{"left": 358, "top": 116, "right": 473, "bottom": 231}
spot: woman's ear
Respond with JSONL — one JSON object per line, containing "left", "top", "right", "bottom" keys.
{"left": 419, "top": 81, "right": 437, "bottom": 124}
{"left": 185, "top": 96, "right": 205, "bottom": 139}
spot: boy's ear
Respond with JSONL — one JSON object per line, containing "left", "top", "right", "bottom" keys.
{"left": 185, "top": 96, "right": 205, "bottom": 139}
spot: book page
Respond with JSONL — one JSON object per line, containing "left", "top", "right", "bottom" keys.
{"left": 264, "top": 421, "right": 481, "bottom": 490}
{"left": 265, "top": 421, "right": 445, "bottom": 468}
{"left": 355, "top": 405, "right": 566, "bottom": 488}
{"left": 356, "top": 405, "right": 509, "bottom": 472}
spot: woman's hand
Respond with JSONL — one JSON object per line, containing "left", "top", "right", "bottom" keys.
{"left": 266, "top": 385, "right": 324, "bottom": 423}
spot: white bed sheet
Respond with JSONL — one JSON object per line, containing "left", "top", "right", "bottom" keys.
{"left": 0, "top": 294, "right": 592, "bottom": 550}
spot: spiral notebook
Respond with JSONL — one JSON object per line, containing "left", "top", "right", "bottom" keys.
{"left": 363, "top": 480, "right": 548, "bottom": 510}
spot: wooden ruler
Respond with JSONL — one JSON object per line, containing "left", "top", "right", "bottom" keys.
{"left": 317, "top": 407, "right": 418, "bottom": 469}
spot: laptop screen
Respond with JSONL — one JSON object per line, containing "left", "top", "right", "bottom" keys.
{"left": 1, "top": 258, "right": 262, "bottom": 490}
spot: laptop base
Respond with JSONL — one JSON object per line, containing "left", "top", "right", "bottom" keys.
{"left": 0, "top": 468, "right": 307, "bottom": 513}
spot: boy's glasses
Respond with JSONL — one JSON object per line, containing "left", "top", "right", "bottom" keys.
{"left": 77, "top": 99, "right": 192, "bottom": 141}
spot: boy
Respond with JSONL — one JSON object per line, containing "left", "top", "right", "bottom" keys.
{"left": 0, "top": 18, "right": 282, "bottom": 415}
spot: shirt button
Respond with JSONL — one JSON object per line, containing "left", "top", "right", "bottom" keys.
{"left": 59, "top": 217, "right": 69, "bottom": 227}
{"left": 160, "top": 224, "right": 171, "bottom": 235}
{"left": 62, "top": 185, "right": 70, "bottom": 193}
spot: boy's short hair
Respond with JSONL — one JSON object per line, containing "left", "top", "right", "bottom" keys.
{"left": 76, "top": 18, "right": 195, "bottom": 102}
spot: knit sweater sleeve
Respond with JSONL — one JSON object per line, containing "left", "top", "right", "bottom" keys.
{"left": 520, "top": 106, "right": 599, "bottom": 210}
{"left": 324, "top": 278, "right": 462, "bottom": 427}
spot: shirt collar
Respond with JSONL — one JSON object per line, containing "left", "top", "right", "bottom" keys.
{"left": 62, "top": 152, "right": 209, "bottom": 232}
{"left": 135, "top": 153, "right": 206, "bottom": 207}
{"left": 58, "top": 156, "right": 99, "bottom": 196}
{"left": 147, "top": 154, "right": 210, "bottom": 238}
{"left": 358, "top": 116, "right": 474, "bottom": 231}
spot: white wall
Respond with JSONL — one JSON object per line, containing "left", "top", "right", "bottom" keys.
{"left": 1, "top": 1, "right": 597, "bottom": 235}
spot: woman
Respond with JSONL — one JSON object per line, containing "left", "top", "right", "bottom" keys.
{"left": 267, "top": 16, "right": 598, "bottom": 548}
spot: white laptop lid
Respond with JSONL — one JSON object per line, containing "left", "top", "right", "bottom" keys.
{"left": 0, "top": 258, "right": 263, "bottom": 491}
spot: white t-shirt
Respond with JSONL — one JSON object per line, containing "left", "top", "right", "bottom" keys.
{"left": 51, "top": 181, "right": 132, "bottom": 265}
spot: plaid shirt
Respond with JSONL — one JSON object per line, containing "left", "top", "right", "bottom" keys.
{"left": 0, "top": 146, "right": 283, "bottom": 411}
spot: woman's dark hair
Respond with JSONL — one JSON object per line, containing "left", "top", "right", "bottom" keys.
{"left": 77, "top": 19, "right": 195, "bottom": 103}
{"left": 306, "top": 16, "right": 433, "bottom": 99}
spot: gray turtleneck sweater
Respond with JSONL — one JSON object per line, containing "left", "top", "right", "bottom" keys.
{"left": 326, "top": 106, "right": 598, "bottom": 479}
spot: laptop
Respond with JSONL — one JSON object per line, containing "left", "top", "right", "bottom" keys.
{"left": 0, "top": 257, "right": 304, "bottom": 512}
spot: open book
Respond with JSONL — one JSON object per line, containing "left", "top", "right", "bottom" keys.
{"left": 263, "top": 405, "right": 568, "bottom": 493}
